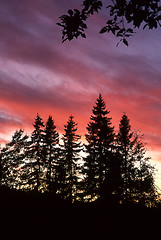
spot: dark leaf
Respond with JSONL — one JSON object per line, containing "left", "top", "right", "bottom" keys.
{"left": 56, "top": 23, "right": 63, "bottom": 27}
{"left": 111, "top": 28, "right": 116, "bottom": 35}
{"left": 68, "top": 9, "right": 73, "bottom": 16}
{"left": 143, "top": 23, "right": 148, "bottom": 29}
{"left": 123, "top": 38, "right": 129, "bottom": 46}
{"left": 99, "top": 27, "right": 107, "bottom": 34}
{"left": 127, "top": 28, "right": 134, "bottom": 33}
{"left": 81, "top": 33, "right": 86, "bottom": 38}
{"left": 81, "top": 23, "right": 87, "bottom": 28}
{"left": 62, "top": 38, "right": 68, "bottom": 43}
{"left": 74, "top": 9, "right": 80, "bottom": 14}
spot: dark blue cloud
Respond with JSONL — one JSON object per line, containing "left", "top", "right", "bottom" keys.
{"left": 0, "top": 0, "right": 161, "bottom": 169}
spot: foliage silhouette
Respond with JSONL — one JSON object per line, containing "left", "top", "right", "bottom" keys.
{"left": 28, "top": 113, "right": 45, "bottom": 191}
{"left": 0, "top": 95, "right": 159, "bottom": 210}
{"left": 1, "top": 129, "right": 29, "bottom": 189}
{"left": 1, "top": 95, "right": 161, "bottom": 239}
{"left": 61, "top": 115, "right": 82, "bottom": 203}
{"left": 44, "top": 115, "right": 59, "bottom": 193}
{"left": 0, "top": 185, "right": 161, "bottom": 239}
{"left": 117, "top": 113, "right": 157, "bottom": 206}
{"left": 57, "top": 0, "right": 161, "bottom": 46}
{"left": 83, "top": 94, "right": 115, "bottom": 202}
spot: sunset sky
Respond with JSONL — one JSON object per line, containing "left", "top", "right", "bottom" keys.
{"left": 1, "top": 0, "right": 161, "bottom": 188}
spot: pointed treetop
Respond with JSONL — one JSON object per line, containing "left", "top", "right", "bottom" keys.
{"left": 63, "top": 115, "right": 81, "bottom": 144}
{"left": 65, "top": 115, "right": 77, "bottom": 129}
{"left": 118, "top": 113, "right": 135, "bottom": 147}
{"left": 45, "top": 115, "right": 55, "bottom": 130}
{"left": 119, "top": 113, "right": 131, "bottom": 134}
{"left": 45, "top": 115, "right": 59, "bottom": 145}
{"left": 92, "top": 94, "right": 109, "bottom": 116}
{"left": 90, "top": 94, "right": 111, "bottom": 120}
{"left": 33, "top": 113, "right": 44, "bottom": 128}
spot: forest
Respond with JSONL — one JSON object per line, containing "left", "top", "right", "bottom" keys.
{"left": 1, "top": 94, "right": 161, "bottom": 239}
{"left": 0, "top": 94, "right": 159, "bottom": 207}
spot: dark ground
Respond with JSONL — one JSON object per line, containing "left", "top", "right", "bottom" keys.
{"left": 0, "top": 187, "right": 160, "bottom": 240}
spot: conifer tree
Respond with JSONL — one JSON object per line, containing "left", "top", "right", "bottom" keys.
{"left": 133, "top": 136, "right": 156, "bottom": 206}
{"left": 117, "top": 114, "right": 138, "bottom": 202}
{"left": 62, "top": 115, "right": 82, "bottom": 203}
{"left": 84, "top": 94, "right": 115, "bottom": 201}
{"left": 1, "top": 129, "right": 28, "bottom": 189}
{"left": 44, "top": 115, "right": 59, "bottom": 193}
{"left": 26, "top": 113, "right": 45, "bottom": 191}
{"left": 0, "top": 150, "right": 3, "bottom": 184}
{"left": 117, "top": 113, "right": 156, "bottom": 205}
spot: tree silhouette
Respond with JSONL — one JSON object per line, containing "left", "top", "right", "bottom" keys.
{"left": 62, "top": 115, "right": 82, "bottom": 203}
{"left": 117, "top": 113, "right": 156, "bottom": 205}
{"left": 0, "top": 149, "right": 3, "bottom": 183}
{"left": 1, "top": 129, "right": 28, "bottom": 189}
{"left": 44, "top": 115, "right": 59, "bottom": 193}
{"left": 84, "top": 94, "right": 115, "bottom": 201}
{"left": 117, "top": 113, "right": 135, "bottom": 202}
{"left": 0, "top": 97, "right": 158, "bottom": 207}
{"left": 133, "top": 136, "right": 157, "bottom": 206}
{"left": 27, "top": 113, "right": 45, "bottom": 191}
{"left": 57, "top": 0, "right": 161, "bottom": 45}
{"left": 106, "top": 149, "right": 124, "bottom": 205}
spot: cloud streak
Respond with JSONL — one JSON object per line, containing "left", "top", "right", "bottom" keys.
{"left": 0, "top": 0, "right": 161, "bottom": 168}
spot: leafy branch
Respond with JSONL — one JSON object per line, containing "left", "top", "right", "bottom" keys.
{"left": 57, "top": 0, "right": 161, "bottom": 46}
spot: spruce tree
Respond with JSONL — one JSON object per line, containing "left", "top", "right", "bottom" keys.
{"left": 134, "top": 136, "right": 157, "bottom": 206}
{"left": 117, "top": 114, "right": 137, "bottom": 203}
{"left": 84, "top": 94, "right": 115, "bottom": 201}
{"left": 1, "top": 129, "right": 28, "bottom": 189}
{"left": 26, "top": 113, "right": 45, "bottom": 191}
{"left": 117, "top": 113, "right": 156, "bottom": 205}
{"left": 0, "top": 149, "right": 3, "bottom": 184}
{"left": 44, "top": 115, "right": 59, "bottom": 193}
{"left": 62, "top": 115, "right": 82, "bottom": 203}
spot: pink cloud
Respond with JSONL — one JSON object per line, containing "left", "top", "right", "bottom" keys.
{"left": 0, "top": 0, "right": 161, "bottom": 173}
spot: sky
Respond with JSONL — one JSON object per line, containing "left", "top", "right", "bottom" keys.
{"left": 1, "top": 0, "right": 161, "bottom": 188}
